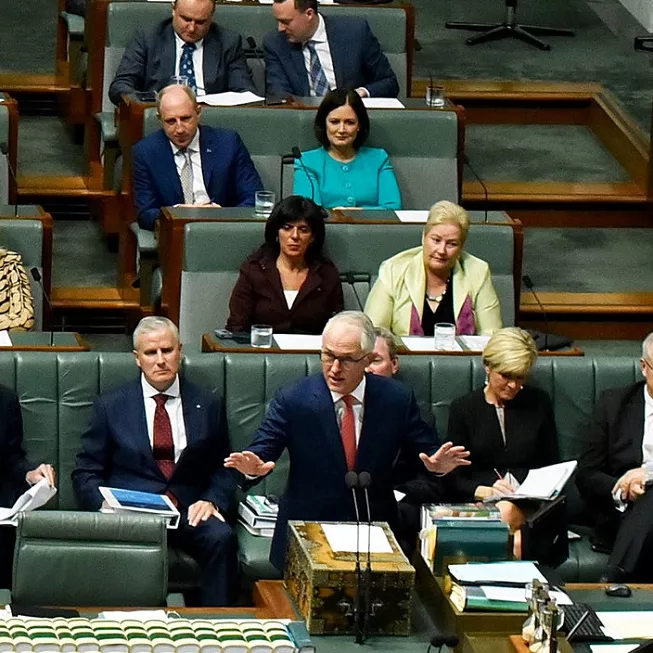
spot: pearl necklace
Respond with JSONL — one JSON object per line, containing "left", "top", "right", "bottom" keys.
{"left": 425, "top": 286, "right": 447, "bottom": 303}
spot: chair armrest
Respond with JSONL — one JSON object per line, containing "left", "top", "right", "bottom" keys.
{"left": 94, "top": 112, "right": 118, "bottom": 145}
{"left": 130, "top": 223, "right": 157, "bottom": 254}
{"left": 60, "top": 12, "right": 85, "bottom": 37}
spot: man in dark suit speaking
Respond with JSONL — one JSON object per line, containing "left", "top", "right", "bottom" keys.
{"left": 132, "top": 84, "right": 263, "bottom": 231}
{"left": 225, "top": 311, "right": 470, "bottom": 571}
{"left": 264, "top": 0, "right": 399, "bottom": 99}
{"left": 578, "top": 332, "right": 653, "bottom": 583}
{"left": 109, "top": 0, "right": 255, "bottom": 106}
{"left": 72, "top": 316, "right": 237, "bottom": 605}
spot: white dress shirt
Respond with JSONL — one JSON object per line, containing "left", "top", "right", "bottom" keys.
{"left": 174, "top": 33, "right": 206, "bottom": 96}
{"left": 302, "top": 15, "right": 336, "bottom": 96}
{"left": 170, "top": 129, "right": 211, "bottom": 205}
{"left": 141, "top": 374, "right": 187, "bottom": 462}
{"left": 642, "top": 385, "right": 653, "bottom": 464}
{"left": 330, "top": 376, "right": 366, "bottom": 445}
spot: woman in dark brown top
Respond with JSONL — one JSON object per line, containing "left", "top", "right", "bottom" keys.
{"left": 226, "top": 196, "right": 343, "bottom": 334}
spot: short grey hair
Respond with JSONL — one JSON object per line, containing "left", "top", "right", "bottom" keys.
{"left": 373, "top": 326, "right": 398, "bottom": 360}
{"left": 156, "top": 84, "right": 197, "bottom": 117}
{"left": 323, "top": 311, "right": 375, "bottom": 355}
{"left": 642, "top": 332, "right": 653, "bottom": 361}
{"left": 133, "top": 317, "right": 180, "bottom": 350}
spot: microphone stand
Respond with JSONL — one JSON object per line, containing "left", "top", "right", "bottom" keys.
{"left": 344, "top": 471, "right": 364, "bottom": 644}
{"left": 359, "top": 471, "right": 373, "bottom": 642}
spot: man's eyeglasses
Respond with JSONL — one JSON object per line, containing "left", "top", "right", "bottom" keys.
{"left": 320, "top": 351, "right": 367, "bottom": 369}
{"left": 643, "top": 358, "right": 653, "bottom": 371}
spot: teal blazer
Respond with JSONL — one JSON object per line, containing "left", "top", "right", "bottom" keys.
{"left": 293, "top": 146, "right": 402, "bottom": 210}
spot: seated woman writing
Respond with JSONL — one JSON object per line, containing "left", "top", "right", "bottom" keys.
{"left": 293, "top": 88, "right": 401, "bottom": 210}
{"left": 446, "top": 328, "right": 559, "bottom": 538}
{"left": 364, "top": 200, "right": 501, "bottom": 336}
{"left": 226, "top": 195, "right": 343, "bottom": 335}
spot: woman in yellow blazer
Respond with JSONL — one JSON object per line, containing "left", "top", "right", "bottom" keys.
{"left": 364, "top": 201, "right": 502, "bottom": 336}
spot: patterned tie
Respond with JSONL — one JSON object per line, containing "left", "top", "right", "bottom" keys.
{"left": 180, "top": 42, "right": 197, "bottom": 93}
{"left": 339, "top": 395, "right": 357, "bottom": 471}
{"left": 306, "top": 41, "right": 329, "bottom": 97}
{"left": 179, "top": 149, "right": 194, "bottom": 204}
{"left": 153, "top": 394, "right": 176, "bottom": 480}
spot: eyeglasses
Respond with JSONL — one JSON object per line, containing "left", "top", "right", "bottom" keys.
{"left": 643, "top": 358, "right": 653, "bottom": 371}
{"left": 320, "top": 351, "right": 368, "bottom": 369}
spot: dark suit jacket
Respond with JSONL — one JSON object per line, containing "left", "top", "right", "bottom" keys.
{"left": 577, "top": 382, "right": 646, "bottom": 537}
{"left": 72, "top": 377, "right": 237, "bottom": 514}
{"left": 226, "top": 246, "right": 344, "bottom": 334}
{"left": 263, "top": 15, "right": 399, "bottom": 98}
{"left": 0, "top": 385, "right": 30, "bottom": 507}
{"left": 446, "top": 386, "right": 559, "bottom": 500}
{"left": 109, "top": 18, "right": 254, "bottom": 106}
{"left": 245, "top": 372, "right": 438, "bottom": 570}
{"left": 132, "top": 125, "right": 263, "bottom": 230}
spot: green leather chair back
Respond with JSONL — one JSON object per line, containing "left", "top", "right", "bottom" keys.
{"left": 178, "top": 220, "right": 513, "bottom": 347}
{"left": 0, "top": 219, "right": 45, "bottom": 329}
{"left": 0, "top": 95, "right": 10, "bottom": 206}
{"left": 13, "top": 511, "right": 168, "bottom": 606}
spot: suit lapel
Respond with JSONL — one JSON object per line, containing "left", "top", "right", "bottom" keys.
{"left": 290, "top": 45, "right": 310, "bottom": 96}
{"left": 156, "top": 131, "right": 184, "bottom": 202}
{"left": 202, "top": 28, "right": 219, "bottom": 91}
{"left": 176, "top": 381, "right": 201, "bottom": 468}
{"left": 198, "top": 126, "right": 214, "bottom": 191}
{"left": 624, "top": 385, "right": 645, "bottom": 465}
{"left": 312, "top": 377, "right": 348, "bottom": 471}
{"left": 323, "top": 17, "right": 345, "bottom": 88}
{"left": 129, "top": 381, "right": 160, "bottom": 473}
{"left": 161, "top": 25, "right": 177, "bottom": 90}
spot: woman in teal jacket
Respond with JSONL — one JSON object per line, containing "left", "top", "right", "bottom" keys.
{"left": 293, "top": 88, "right": 402, "bottom": 210}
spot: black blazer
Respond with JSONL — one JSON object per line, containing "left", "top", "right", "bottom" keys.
{"left": 446, "top": 385, "right": 559, "bottom": 500}
{"left": 109, "top": 18, "right": 255, "bottom": 105}
{"left": 0, "top": 384, "right": 30, "bottom": 507}
{"left": 226, "top": 246, "right": 344, "bottom": 334}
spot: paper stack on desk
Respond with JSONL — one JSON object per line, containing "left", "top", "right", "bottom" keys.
{"left": 0, "top": 478, "right": 56, "bottom": 526}
{"left": 485, "top": 460, "right": 578, "bottom": 502}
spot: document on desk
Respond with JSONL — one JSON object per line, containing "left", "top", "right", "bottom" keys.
{"left": 402, "top": 336, "right": 463, "bottom": 352}
{"left": 395, "top": 210, "right": 429, "bottom": 223}
{"left": 448, "top": 561, "right": 547, "bottom": 586}
{"left": 362, "top": 98, "right": 405, "bottom": 109}
{"left": 458, "top": 335, "right": 491, "bottom": 351}
{"left": 590, "top": 646, "right": 641, "bottom": 653}
{"left": 482, "top": 586, "right": 572, "bottom": 605}
{"left": 198, "top": 91, "right": 265, "bottom": 106}
{"left": 0, "top": 478, "right": 57, "bottom": 526}
{"left": 322, "top": 523, "right": 393, "bottom": 554}
{"left": 273, "top": 334, "right": 322, "bottom": 350}
{"left": 0, "top": 331, "right": 11, "bottom": 347}
{"left": 595, "top": 612, "right": 653, "bottom": 640}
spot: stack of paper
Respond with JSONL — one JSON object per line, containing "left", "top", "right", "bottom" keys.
{"left": 0, "top": 478, "right": 57, "bottom": 526}
{"left": 486, "top": 461, "right": 578, "bottom": 502}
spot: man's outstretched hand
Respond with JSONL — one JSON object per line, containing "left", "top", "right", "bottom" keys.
{"left": 420, "top": 442, "right": 471, "bottom": 475}
{"left": 224, "top": 451, "right": 275, "bottom": 477}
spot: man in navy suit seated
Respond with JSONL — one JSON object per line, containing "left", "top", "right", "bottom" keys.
{"left": 132, "top": 84, "right": 263, "bottom": 231}
{"left": 109, "top": 0, "right": 255, "bottom": 106}
{"left": 225, "top": 311, "right": 470, "bottom": 571}
{"left": 264, "top": 0, "right": 399, "bottom": 99}
{"left": 72, "top": 316, "right": 238, "bottom": 605}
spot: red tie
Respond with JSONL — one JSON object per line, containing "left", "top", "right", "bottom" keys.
{"left": 153, "top": 394, "right": 176, "bottom": 480}
{"left": 340, "top": 395, "right": 357, "bottom": 471}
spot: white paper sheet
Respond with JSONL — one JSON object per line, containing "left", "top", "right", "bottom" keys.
{"left": 482, "top": 586, "right": 572, "bottom": 605}
{"left": 273, "top": 334, "right": 322, "bottom": 350}
{"left": 395, "top": 210, "right": 429, "bottom": 223}
{"left": 361, "top": 98, "right": 405, "bottom": 109}
{"left": 402, "top": 336, "right": 462, "bottom": 352}
{"left": 98, "top": 610, "right": 170, "bottom": 621}
{"left": 322, "top": 523, "right": 393, "bottom": 554}
{"left": 458, "top": 335, "right": 491, "bottom": 351}
{"left": 589, "top": 646, "right": 641, "bottom": 653}
{"left": 0, "top": 331, "right": 11, "bottom": 347}
{"left": 511, "top": 461, "right": 578, "bottom": 500}
{"left": 596, "top": 612, "right": 653, "bottom": 639}
{"left": 448, "top": 561, "right": 547, "bottom": 585}
{"left": 198, "top": 91, "right": 265, "bottom": 106}
{"left": 0, "top": 478, "right": 57, "bottom": 525}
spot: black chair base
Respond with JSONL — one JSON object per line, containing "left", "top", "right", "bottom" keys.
{"left": 446, "top": 0, "right": 575, "bottom": 51}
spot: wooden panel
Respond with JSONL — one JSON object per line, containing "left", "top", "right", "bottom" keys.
{"left": 504, "top": 207, "right": 653, "bottom": 228}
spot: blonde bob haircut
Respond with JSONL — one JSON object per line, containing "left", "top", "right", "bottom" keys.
{"left": 423, "top": 200, "right": 470, "bottom": 246}
{"left": 482, "top": 327, "right": 538, "bottom": 378}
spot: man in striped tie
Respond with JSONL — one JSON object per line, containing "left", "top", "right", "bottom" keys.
{"left": 225, "top": 311, "right": 470, "bottom": 572}
{"left": 73, "top": 316, "right": 238, "bottom": 605}
{"left": 263, "top": 0, "right": 399, "bottom": 100}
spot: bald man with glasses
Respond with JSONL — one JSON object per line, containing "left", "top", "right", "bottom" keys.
{"left": 225, "top": 310, "right": 470, "bottom": 571}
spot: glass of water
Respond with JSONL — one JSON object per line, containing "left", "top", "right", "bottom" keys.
{"left": 170, "top": 75, "right": 190, "bottom": 87}
{"left": 434, "top": 323, "right": 456, "bottom": 350}
{"left": 251, "top": 325, "right": 273, "bottom": 348}
{"left": 255, "top": 191, "right": 275, "bottom": 218}
{"left": 426, "top": 84, "right": 446, "bottom": 108}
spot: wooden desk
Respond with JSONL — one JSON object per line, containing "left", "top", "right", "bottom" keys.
{"left": 463, "top": 633, "right": 573, "bottom": 653}
{"left": 2, "top": 332, "right": 89, "bottom": 351}
{"left": 201, "top": 332, "right": 583, "bottom": 356}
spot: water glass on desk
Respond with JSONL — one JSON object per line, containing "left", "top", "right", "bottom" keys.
{"left": 251, "top": 325, "right": 273, "bottom": 348}
{"left": 254, "top": 191, "right": 275, "bottom": 218}
{"left": 434, "top": 323, "right": 456, "bottom": 350}
{"left": 426, "top": 84, "right": 446, "bottom": 108}
{"left": 170, "top": 75, "right": 190, "bottom": 87}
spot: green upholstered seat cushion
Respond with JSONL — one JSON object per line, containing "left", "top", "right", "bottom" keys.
{"left": 236, "top": 524, "right": 281, "bottom": 584}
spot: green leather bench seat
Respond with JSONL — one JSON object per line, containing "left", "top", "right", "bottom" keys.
{"left": 178, "top": 220, "right": 513, "bottom": 347}
{"left": 0, "top": 351, "right": 640, "bottom": 589}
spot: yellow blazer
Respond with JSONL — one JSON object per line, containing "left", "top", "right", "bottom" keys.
{"left": 364, "top": 246, "right": 502, "bottom": 336}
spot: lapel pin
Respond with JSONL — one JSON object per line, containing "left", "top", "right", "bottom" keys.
{"left": 196, "top": 404, "right": 201, "bottom": 408}
{"left": 206, "top": 148, "right": 212, "bottom": 153}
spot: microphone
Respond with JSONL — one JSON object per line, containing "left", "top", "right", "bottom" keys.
{"left": 344, "top": 471, "right": 364, "bottom": 644}
{"left": 0, "top": 142, "right": 18, "bottom": 218}
{"left": 358, "top": 471, "right": 373, "bottom": 641}
{"left": 523, "top": 275, "right": 549, "bottom": 351}
{"left": 291, "top": 146, "right": 315, "bottom": 203}
{"left": 30, "top": 267, "right": 55, "bottom": 346}
{"left": 463, "top": 154, "right": 488, "bottom": 223}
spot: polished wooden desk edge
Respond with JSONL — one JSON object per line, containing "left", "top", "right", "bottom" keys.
{"left": 0, "top": 332, "right": 90, "bottom": 352}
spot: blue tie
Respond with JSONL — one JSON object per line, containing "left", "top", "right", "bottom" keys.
{"left": 180, "top": 42, "right": 197, "bottom": 93}
{"left": 306, "top": 41, "right": 329, "bottom": 97}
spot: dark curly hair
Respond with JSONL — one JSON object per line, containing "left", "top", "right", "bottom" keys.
{"left": 263, "top": 195, "right": 328, "bottom": 262}
{"left": 313, "top": 88, "right": 370, "bottom": 151}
